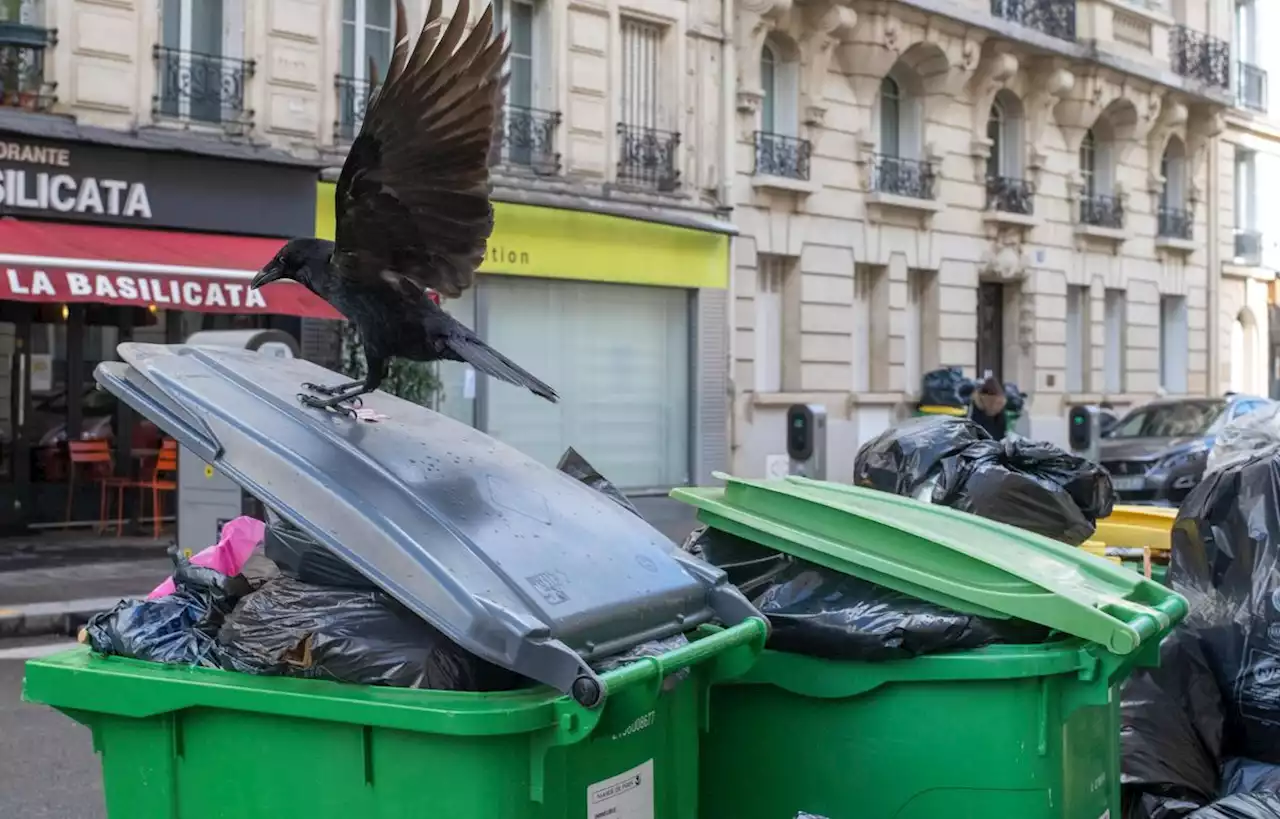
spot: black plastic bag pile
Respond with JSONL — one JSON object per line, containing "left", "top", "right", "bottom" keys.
{"left": 83, "top": 446, "right": 672, "bottom": 691}
{"left": 853, "top": 415, "right": 1114, "bottom": 546}
{"left": 919, "top": 367, "right": 972, "bottom": 408}
{"left": 1120, "top": 446, "right": 1280, "bottom": 819}
{"left": 682, "top": 524, "right": 1049, "bottom": 661}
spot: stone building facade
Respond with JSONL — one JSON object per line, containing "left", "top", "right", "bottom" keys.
{"left": 729, "top": 0, "right": 1237, "bottom": 479}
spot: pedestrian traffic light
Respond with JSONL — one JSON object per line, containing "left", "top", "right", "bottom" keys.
{"left": 786, "top": 403, "right": 827, "bottom": 479}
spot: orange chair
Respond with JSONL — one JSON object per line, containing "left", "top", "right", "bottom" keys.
{"left": 114, "top": 438, "right": 178, "bottom": 538}
{"left": 65, "top": 440, "right": 128, "bottom": 533}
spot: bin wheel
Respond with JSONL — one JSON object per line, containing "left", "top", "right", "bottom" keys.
{"left": 572, "top": 675, "right": 603, "bottom": 709}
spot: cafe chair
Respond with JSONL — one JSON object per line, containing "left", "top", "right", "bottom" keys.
{"left": 65, "top": 440, "right": 129, "bottom": 534}
{"left": 129, "top": 438, "right": 179, "bottom": 539}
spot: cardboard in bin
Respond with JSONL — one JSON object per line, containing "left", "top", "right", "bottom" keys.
{"left": 94, "top": 343, "right": 761, "bottom": 706}
{"left": 673, "top": 473, "right": 1187, "bottom": 656}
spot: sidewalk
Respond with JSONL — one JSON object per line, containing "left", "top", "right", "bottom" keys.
{"left": 0, "top": 557, "right": 170, "bottom": 639}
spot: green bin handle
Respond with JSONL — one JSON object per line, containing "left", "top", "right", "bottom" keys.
{"left": 527, "top": 617, "right": 768, "bottom": 803}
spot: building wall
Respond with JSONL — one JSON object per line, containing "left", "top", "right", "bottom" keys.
{"left": 730, "top": 0, "right": 1236, "bottom": 479}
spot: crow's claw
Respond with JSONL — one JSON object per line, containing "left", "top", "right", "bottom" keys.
{"left": 297, "top": 393, "right": 359, "bottom": 419}
{"left": 301, "top": 382, "right": 339, "bottom": 396}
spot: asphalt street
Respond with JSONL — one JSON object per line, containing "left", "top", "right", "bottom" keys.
{"left": 0, "top": 638, "right": 105, "bottom": 819}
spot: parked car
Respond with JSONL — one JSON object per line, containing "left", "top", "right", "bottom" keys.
{"left": 30, "top": 386, "right": 161, "bottom": 481}
{"left": 1100, "top": 394, "right": 1273, "bottom": 505}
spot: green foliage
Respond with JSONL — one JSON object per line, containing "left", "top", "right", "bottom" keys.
{"left": 340, "top": 321, "right": 440, "bottom": 406}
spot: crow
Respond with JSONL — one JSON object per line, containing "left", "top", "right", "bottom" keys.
{"left": 250, "top": 0, "right": 558, "bottom": 416}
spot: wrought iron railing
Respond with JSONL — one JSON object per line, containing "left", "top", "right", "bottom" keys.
{"left": 1238, "top": 61, "right": 1268, "bottom": 113}
{"left": 1169, "top": 26, "right": 1231, "bottom": 89}
{"left": 1235, "top": 228, "right": 1263, "bottom": 266}
{"left": 491, "top": 105, "right": 562, "bottom": 174}
{"left": 986, "top": 176, "right": 1035, "bottom": 215}
{"left": 989, "top": 0, "right": 1076, "bottom": 42}
{"left": 616, "top": 124, "right": 680, "bottom": 191}
{"left": 1157, "top": 206, "right": 1193, "bottom": 240}
{"left": 334, "top": 75, "right": 376, "bottom": 142}
{"left": 753, "top": 132, "right": 812, "bottom": 181}
{"left": 0, "top": 23, "right": 55, "bottom": 112}
{"left": 153, "top": 45, "right": 254, "bottom": 126}
{"left": 871, "top": 154, "right": 935, "bottom": 200}
{"left": 1079, "top": 194, "right": 1125, "bottom": 229}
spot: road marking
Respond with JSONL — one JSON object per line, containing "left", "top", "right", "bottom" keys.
{"left": 0, "top": 641, "right": 79, "bottom": 660}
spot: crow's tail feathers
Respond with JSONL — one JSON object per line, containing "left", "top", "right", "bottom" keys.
{"left": 446, "top": 334, "right": 559, "bottom": 403}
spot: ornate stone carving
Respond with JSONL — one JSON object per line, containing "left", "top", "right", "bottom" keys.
{"left": 797, "top": 1, "right": 858, "bottom": 126}
{"left": 1024, "top": 59, "right": 1074, "bottom": 170}
{"left": 1186, "top": 105, "right": 1226, "bottom": 200}
{"left": 966, "top": 45, "right": 1019, "bottom": 180}
{"left": 981, "top": 230, "right": 1030, "bottom": 282}
{"left": 1145, "top": 93, "right": 1189, "bottom": 192}
{"left": 833, "top": 12, "right": 906, "bottom": 107}
{"left": 735, "top": 0, "right": 794, "bottom": 114}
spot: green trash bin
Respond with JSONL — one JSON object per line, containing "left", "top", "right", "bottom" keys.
{"left": 673, "top": 474, "right": 1189, "bottom": 819}
{"left": 22, "top": 341, "right": 772, "bottom": 819}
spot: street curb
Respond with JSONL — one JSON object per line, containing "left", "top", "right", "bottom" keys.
{"left": 0, "top": 597, "right": 134, "bottom": 640}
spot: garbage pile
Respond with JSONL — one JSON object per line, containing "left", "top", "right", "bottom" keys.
{"left": 1121, "top": 445, "right": 1280, "bottom": 819}
{"left": 853, "top": 415, "right": 1115, "bottom": 546}
{"left": 81, "top": 447, "right": 675, "bottom": 692}
{"left": 682, "top": 524, "right": 1049, "bottom": 661}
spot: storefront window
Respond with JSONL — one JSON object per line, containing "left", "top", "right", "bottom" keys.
{"left": 436, "top": 289, "right": 477, "bottom": 426}
{"left": 482, "top": 277, "right": 691, "bottom": 490}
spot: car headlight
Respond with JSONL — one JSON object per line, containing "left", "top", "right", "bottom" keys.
{"left": 1159, "top": 449, "right": 1205, "bottom": 471}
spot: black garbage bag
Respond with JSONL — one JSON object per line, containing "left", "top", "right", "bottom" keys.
{"left": 853, "top": 415, "right": 991, "bottom": 497}
{"left": 1222, "top": 760, "right": 1280, "bottom": 797}
{"left": 919, "top": 367, "right": 970, "bottom": 408}
{"left": 1168, "top": 446, "right": 1280, "bottom": 763}
{"left": 1187, "top": 794, "right": 1280, "bottom": 819}
{"left": 683, "top": 526, "right": 1048, "bottom": 661}
{"left": 1003, "top": 382, "right": 1026, "bottom": 415}
{"left": 933, "top": 437, "right": 1114, "bottom": 545}
{"left": 263, "top": 513, "right": 376, "bottom": 591}
{"left": 84, "top": 558, "right": 251, "bottom": 667}
{"left": 1120, "top": 628, "right": 1226, "bottom": 819}
{"left": 556, "top": 446, "right": 641, "bottom": 517}
{"left": 854, "top": 417, "right": 1113, "bottom": 545}
{"left": 215, "top": 575, "right": 527, "bottom": 691}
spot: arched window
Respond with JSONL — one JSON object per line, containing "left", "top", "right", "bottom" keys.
{"left": 1160, "top": 138, "right": 1187, "bottom": 210}
{"left": 761, "top": 43, "right": 777, "bottom": 135}
{"left": 986, "top": 90, "right": 1024, "bottom": 180}
{"left": 1079, "top": 128, "right": 1097, "bottom": 198}
{"left": 759, "top": 38, "right": 799, "bottom": 138}
{"left": 986, "top": 97, "right": 1004, "bottom": 180}
{"left": 879, "top": 76, "right": 901, "bottom": 157}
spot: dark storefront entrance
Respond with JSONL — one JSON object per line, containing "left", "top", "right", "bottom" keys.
{"left": 0, "top": 131, "right": 335, "bottom": 533}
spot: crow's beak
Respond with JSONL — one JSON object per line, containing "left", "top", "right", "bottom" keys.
{"left": 251, "top": 266, "right": 284, "bottom": 290}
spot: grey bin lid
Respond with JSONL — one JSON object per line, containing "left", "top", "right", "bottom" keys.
{"left": 96, "top": 343, "right": 760, "bottom": 707}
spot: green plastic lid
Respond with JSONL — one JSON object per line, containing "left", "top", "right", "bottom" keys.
{"left": 672, "top": 474, "right": 1188, "bottom": 655}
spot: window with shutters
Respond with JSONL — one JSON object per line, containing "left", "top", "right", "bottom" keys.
{"left": 617, "top": 17, "right": 680, "bottom": 190}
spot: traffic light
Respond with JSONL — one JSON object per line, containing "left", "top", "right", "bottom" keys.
{"left": 1067, "top": 404, "right": 1101, "bottom": 461}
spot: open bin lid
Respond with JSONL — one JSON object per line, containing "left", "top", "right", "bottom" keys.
{"left": 672, "top": 474, "right": 1188, "bottom": 655}
{"left": 95, "top": 343, "right": 760, "bottom": 706}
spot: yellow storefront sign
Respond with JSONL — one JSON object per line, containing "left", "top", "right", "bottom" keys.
{"left": 315, "top": 182, "right": 728, "bottom": 289}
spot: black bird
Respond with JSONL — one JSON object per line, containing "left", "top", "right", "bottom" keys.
{"left": 251, "top": 0, "right": 558, "bottom": 416}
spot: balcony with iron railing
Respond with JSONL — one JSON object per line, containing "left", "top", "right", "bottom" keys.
{"left": 491, "top": 105, "right": 562, "bottom": 175}
{"left": 871, "top": 154, "right": 936, "bottom": 200}
{"left": 989, "top": 0, "right": 1076, "bottom": 43}
{"left": 1079, "top": 194, "right": 1125, "bottom": 229}
{"left": 334, "top": 74, "right": 375, "bottom": 142}
{"left": 1237, "top": 61, "right": 1268, "bottom": 114}
{"left": 1235, "top": 228, "right": 1263, "bottom": 266}
{"left": 153, "top": 45, "right": 255, "bottom": 128}
{"left": 753, "top": 132, "right": 812, "bottom": 181}
{"left": 1157, "top": 206, "right": 1193, "bottom": 240}
{"left": 616, "top": 123, "right": 680, "bottom": 192}
{"left": 986, "top": 176, "right": 1035, "bottom": 215}
{"left": 0, "top": 21, "right": 56, "bottom": 112}
{"left": 1169, "top": 26, "right": 1230, "bottom": 89}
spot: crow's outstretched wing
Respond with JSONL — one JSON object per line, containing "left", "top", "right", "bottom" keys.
{"left": 334, "top": 0, "right": 507, "bottom": 299}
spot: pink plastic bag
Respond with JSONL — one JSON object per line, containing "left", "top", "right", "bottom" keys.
{"left": 148, "top": 516, "right": 266, "bottom": 599}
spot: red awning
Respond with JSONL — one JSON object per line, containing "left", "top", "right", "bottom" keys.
{"left": 0, "top": 219, "right": 342, "bottom": 319}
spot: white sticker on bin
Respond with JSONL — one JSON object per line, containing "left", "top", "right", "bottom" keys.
{"left": 588, "top": 759, "right": 654, "bottom": 819}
